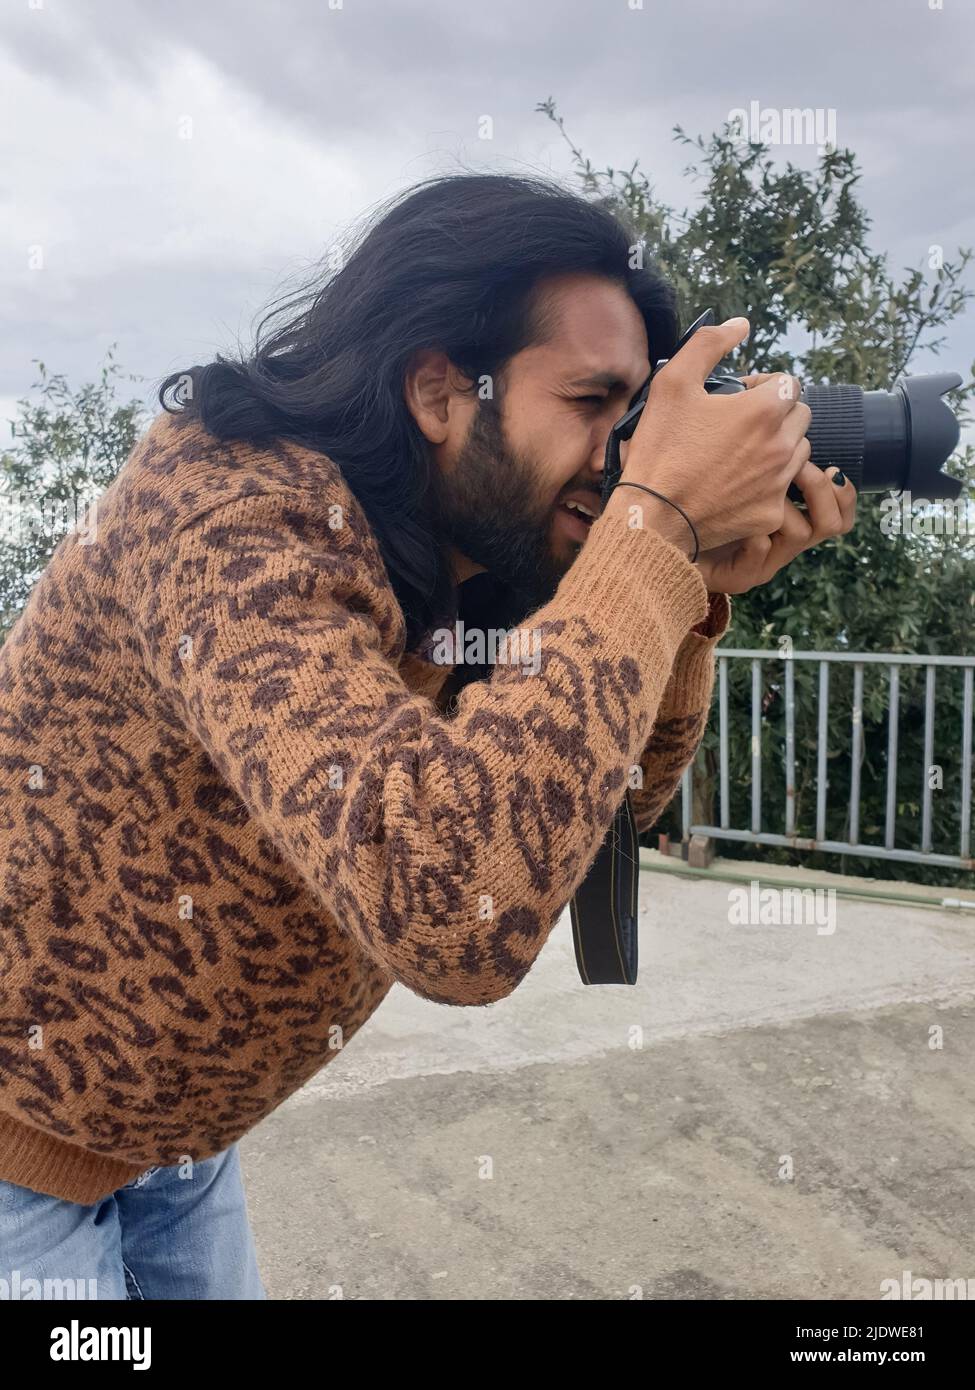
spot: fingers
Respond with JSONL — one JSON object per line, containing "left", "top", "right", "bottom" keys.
{"left": 763, "top": 497, "right": 811, "bottom": 564}
{"left": 780, "top": 403, "right": 812, "bottom": 454}
{"left": 698, "top": 534, "right": 775, "bottom": 594}
{"left": 826, "top": 464, "right": 858, "bottom": 530}
{"left": 658, "top": 316, "right": 750, "bottom": 387}
{"left": 791, "top": 460, "right": 856, "bottom": 538}
{"left": 732, "top": 533, "right": 773, "bottom": 571}
{"left": 777, "top": 435, "right": 810, "bottom": 492}
{"left": 699, "top": 454, "right": 859, "bottom": 594}
{"left": 742, "top": 370, "right": 806, "bottom": 419}
{"left": 738, "top": 370, "right": 803, "bottom": 395}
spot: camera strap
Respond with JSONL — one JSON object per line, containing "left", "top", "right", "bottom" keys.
{"left": 569, "top": 791, "right": 641, "bottom": 985}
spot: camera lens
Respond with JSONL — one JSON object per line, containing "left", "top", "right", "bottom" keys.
{"left": 801, "top": 375, "right": 961, "bottom": 498}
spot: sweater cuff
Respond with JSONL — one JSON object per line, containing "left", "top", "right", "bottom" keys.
{"left": 690, "top": 591, "right": 731, "bottom": 640}
{"left": 664, "top": 592, "right": 732, "bottom": 708}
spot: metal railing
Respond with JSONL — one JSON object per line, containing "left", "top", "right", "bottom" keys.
{"left": 680, "top": 649, "right": 975, "bottom": 871}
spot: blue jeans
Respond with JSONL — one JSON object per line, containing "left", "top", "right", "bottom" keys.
{"left": 0, "top": 1144, "right": 266, "bottom": 1300}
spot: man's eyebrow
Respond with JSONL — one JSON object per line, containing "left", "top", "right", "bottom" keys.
{"left": 568, "top": 371, "right": 645, "bottom": 394}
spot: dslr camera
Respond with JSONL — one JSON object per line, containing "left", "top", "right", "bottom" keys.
{"left": 601, "top": 308, "right": 963, "bottom": 506}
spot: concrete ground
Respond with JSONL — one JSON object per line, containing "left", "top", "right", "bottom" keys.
{"left": 240, "top": 853, "right": 975, "bottom": 1300}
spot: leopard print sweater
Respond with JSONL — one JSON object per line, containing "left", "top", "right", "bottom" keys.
{"left": 0, "top": 411, "right": 728, "bottom": 1203}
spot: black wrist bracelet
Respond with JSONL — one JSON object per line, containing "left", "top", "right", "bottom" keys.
{"left": 610, "top": 481, "right": 700, "bottom": 562}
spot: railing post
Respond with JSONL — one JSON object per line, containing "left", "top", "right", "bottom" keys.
{"left": 719, "top": 655, "right": 730, "bottom": 829}
{"left": 921, "top": 665, "right": 936, "bottom": 855}
{"left": 785, "top": 657, "right": 796, "bottom": 837}
{"left": 816, "top": 661, "right": 830, "bottom": 843}
{"left": 885, "top": 665, "right": 900, "bottom": 851}
{"left": 962, "top": 667, "right": 973, "bottom": 862}
{"left": 849, "top": 662, "right": 864, "bottom": 846}
{"left": 751, "top": 658, "right": 762, "bottom": 834}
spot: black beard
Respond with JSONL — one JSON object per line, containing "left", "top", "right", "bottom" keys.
{"left": 430, "top": 394, "right": 572, "bottom": 627}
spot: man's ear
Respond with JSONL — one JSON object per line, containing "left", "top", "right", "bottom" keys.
{"left": 404, "top": 350, "right": 474, "bottom": 447}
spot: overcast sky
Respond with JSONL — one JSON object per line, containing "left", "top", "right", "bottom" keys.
{"left": 2, "top": 0, "right": 974, "bottom": 446}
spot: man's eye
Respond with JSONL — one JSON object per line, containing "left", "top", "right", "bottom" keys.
{"left": 574, "top": 395, "right": 606, "bottom": 406}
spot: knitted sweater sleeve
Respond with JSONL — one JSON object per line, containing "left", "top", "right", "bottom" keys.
{"left": 134, "top": 487, "right": 710, "bottom": 1006}
{"left": 628, "top": 591, "right": 732, "bottom": 834}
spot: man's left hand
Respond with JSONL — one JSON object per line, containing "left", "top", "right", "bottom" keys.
{"left": 696, "top": 459, "right": 857, "bottom": 595}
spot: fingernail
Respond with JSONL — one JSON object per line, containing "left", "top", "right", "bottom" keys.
{"left": 832, "top": 470, "right": 847, "bottom": 486}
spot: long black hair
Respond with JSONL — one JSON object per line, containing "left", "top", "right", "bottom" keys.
{"left": 159, "top": 172, "right": 678, "bottom": 651}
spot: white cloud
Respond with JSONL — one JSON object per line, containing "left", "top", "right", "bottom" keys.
{"left": 1, "top": 0, "right": 973, "bottom": 414}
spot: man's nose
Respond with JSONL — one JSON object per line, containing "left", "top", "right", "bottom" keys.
{"left": 588, "top": 435, "right": 610, "bottom": 482}
{"left": 589, "top": 432, "right": 626, "bottom": 484}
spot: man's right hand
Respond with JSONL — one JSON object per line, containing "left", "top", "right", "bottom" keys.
{"left": 603, "top": 316, "right": 811, "bottom": 555}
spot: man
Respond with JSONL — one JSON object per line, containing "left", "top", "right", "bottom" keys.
{"left": 0, "top": 173, "right": 855, "bottom": 1299}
